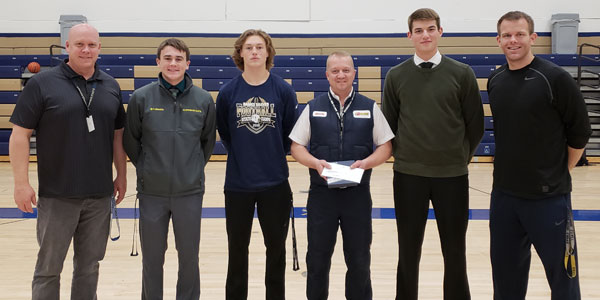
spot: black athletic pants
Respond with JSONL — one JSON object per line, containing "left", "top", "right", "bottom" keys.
{"left": 224, "top": 180, "right": 293, "bottom": 300}
{"left": 490, "top": 189, "right": 581, "bottom": 300}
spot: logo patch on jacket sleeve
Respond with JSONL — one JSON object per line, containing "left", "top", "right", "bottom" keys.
{"left": 312, "top": 111, "right": 327, "bottom": 117}
{"left": 353, "top": 110, "right": 371, "bottom": 118}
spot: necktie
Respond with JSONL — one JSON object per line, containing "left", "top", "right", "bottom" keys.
{"left": 419, "top": 62, "right": 434, "bottom": 69}
{"left": 169, "top": 88, "right": 179, "bottom": 98}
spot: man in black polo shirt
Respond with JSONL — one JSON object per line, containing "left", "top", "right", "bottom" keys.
{"left": 9, "top": 23, "right": 127, "bottom": 300}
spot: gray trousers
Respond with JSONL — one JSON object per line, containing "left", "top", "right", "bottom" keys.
{"left": 33, "top": 196, "right": 111, "bottom": 300}
{"left": 139, "top": 193, "right": 204, "bottom": 300}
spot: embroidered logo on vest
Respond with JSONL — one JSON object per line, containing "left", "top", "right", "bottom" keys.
{"left": 312, "top": 111, "right": 327, "bottom": 117}
{"left": 353, "top": 110, "right": 371, "bottom": 118}
{"left": 236, "top": 96, "right": 277, "bottom": 134}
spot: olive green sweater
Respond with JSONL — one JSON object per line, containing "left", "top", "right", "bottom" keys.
{"left": 381, "top": 55, "right": 484, "bottom": 177}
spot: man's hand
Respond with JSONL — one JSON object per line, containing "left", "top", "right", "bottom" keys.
{"left": 350, "top": 160, "right": 368, "bottom": 170}
{"left": 9, "top": 125, "right": 35, "bottom": 213}
{"left": 314, "top": 159, "right": 331, "bottom": 180}
{"left": 350, "top": 141, "right": 392, "bottom": 170}
{"left": 14, "top": 183, "right": 36, "bottom": 213}
{"left": 113, "top": 176, "right": 127, "bottom": 204}
{"left": 567, "top": 146, "right": 585, "bottom": 172}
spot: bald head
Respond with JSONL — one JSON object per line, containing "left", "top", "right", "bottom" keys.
{"left": 68, "top": 23, "right": 99, "bottom": 42}
{"left": 65, "top": 23, "right": 101, "bottom": 79}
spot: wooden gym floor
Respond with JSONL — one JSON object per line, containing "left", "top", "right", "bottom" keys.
{"left": 0, "top": 161, "right": 599, "bottom": 299}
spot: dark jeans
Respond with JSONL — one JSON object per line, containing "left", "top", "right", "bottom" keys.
{"left": 139, "top": 193, "right": 204, "bottom": 300}
{"left": 392, "top": 171, "right": 470, "bottom": 300}
{"left": 490, "top": 189, "right": 581, "bottom": 300}
{"left": 33, "top": 196, "right": 111, "bottom": 300}
{"left": 306, "top": 184, "right": 373, "bottom": 300}
{"left": 224, "top": 180, "right": 292, "bottom": 300}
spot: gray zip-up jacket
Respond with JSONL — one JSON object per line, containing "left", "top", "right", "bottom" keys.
{"left": 124, "top": 73, "right": 216, "bottom": 196}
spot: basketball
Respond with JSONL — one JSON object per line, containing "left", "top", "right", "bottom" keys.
{"left": 27, "top": 61, "right": 40, "bottom": 73}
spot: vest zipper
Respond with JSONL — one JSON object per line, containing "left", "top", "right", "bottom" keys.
{"left": 339, "top": 111, "right": 344, "bottom": 161}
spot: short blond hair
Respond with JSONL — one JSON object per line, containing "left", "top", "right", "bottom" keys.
{"left": 326, "top": 51, "right": 354, "bottom": 69}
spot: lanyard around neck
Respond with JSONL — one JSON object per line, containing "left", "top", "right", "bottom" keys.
{"left": 327, "top": 90, "right": 355, "bottom": 121}
{"left": 73, "top": 80, "right": 97, "bottom": 116}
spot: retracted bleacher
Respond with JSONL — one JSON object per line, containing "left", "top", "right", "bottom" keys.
{"left": 1, "top": 53, "right": 599, "bottom": 161}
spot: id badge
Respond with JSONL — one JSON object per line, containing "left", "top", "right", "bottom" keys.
{"left": 86, "top": 115, "right": 95, "bottom": 132}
